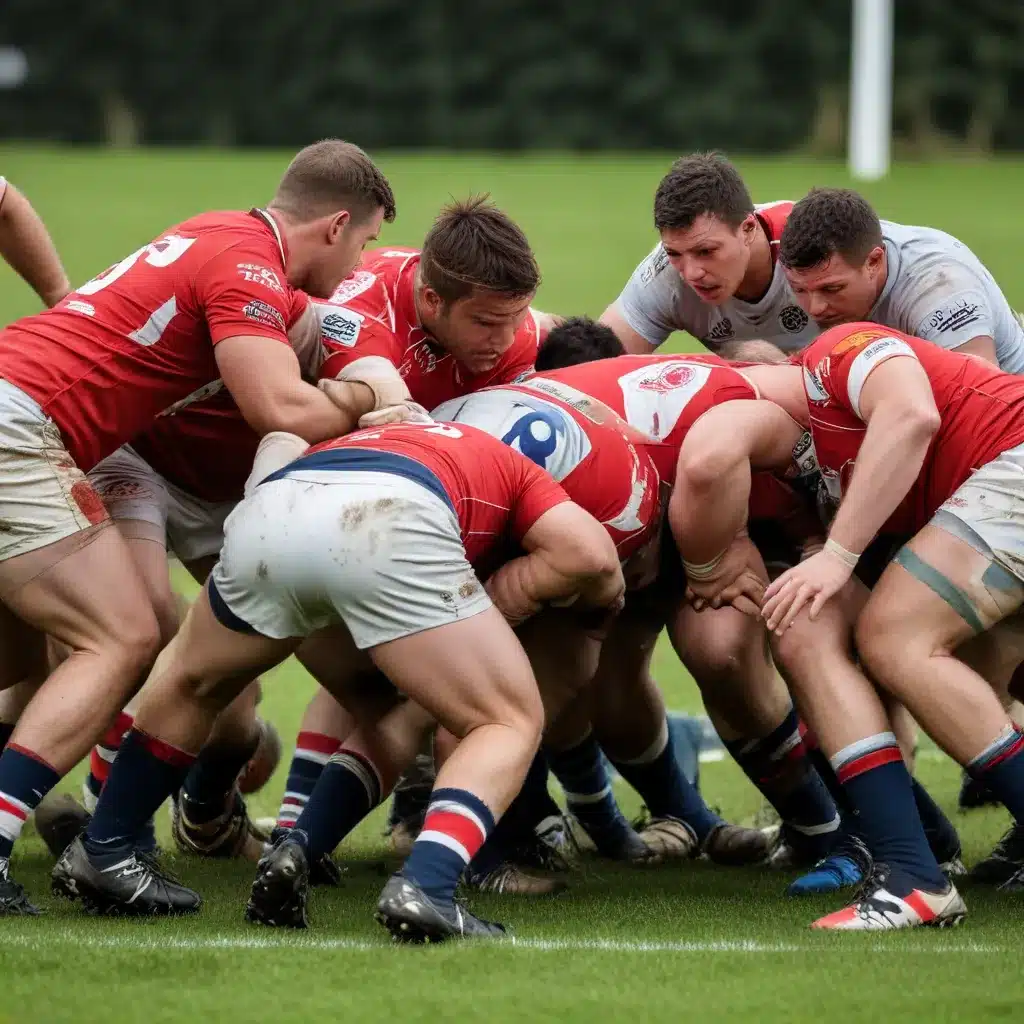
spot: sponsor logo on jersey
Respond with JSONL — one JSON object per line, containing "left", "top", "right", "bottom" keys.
{"left": 926, "top": 300, "right": 982, "bottom": 336}
{"left": 635, "top": 362, "right": 695, "bottom": 394}
{"left": 790, "top": 430, "right": 819, "bottom": 478}
{"left": 410, "top": 339, "right": 439, "bottom": 376}
{"left": 640, "top": 247, "right": 670, "bottom": 284}
{"left": 237, "top": 263, "right": 284, "bottom": 293}
{"left": 67, "top": 300, "right": 96, "bottom": 316}
{"left": 318, "top": 307, "right": 363, "bottom": 347}
{"left": 329, "top": 270, "right": 377, "bottom": 305}
{"left": 778, "top": 304, "right": 810, "bottom": 334}
{"left": 242, "top": 300, "right": 286, "bottom": 332}
{"left": 831, "top": 327, "right": 890, "bottom": 356}
{"left": 803, "top": 363, "right": 830, "bottom": 404}
{"left": 705, "top": 317, "right": 735, "bottom": 342}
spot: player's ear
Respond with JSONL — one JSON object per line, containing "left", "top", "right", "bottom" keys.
{"left": 864, "top": 245, "right": 886, "bottom": 276}
{"left": 740, "top": 213, "right": 759, "bottom": 243}
{"left": 326, "top": 209, "right": 352, "bottom": 244}
{"left": 419, "top": 285, "right": 445, "bottom": 320}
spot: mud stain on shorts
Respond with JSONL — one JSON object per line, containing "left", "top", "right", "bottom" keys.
{"left": 256, "top": 559, "right": 270, "bottom": 580}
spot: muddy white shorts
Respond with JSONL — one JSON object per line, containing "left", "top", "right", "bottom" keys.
{"left": 0, "top": 379, "right": 109, "bottom": 562}
{"left": 209, "top": 468, "right": 491, "bottom": 648}
{"left": 89, "top": 445, "right": 236, "bottom": 564}
{"left": 933, "top": 440, "right": 1024, "bottom": 584}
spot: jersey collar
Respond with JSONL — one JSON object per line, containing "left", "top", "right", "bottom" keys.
{"left": 249, "top": 207, "right": 289, "bottom": 268}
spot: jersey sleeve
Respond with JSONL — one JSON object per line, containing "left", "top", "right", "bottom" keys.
{"left": 898, "top": 259, "right": 995, "bottom": 350}
{"left": 613, "top": 245, "right": 684, "bottom": 347}
{"left": 814, "top": 328, "right": 918, "bottom": 420}
{"left": 314, "top": 281, "right": 403, "bottom": 380}
{"left": 194, "top": 243, "right": 293, "bottom": 346}
{"left": 507, "top": 450, "right": 573, "bottom": 541}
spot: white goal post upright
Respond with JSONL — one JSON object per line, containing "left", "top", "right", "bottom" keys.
{"left": 848, "top": 0, "right": 894, "bottom": 181}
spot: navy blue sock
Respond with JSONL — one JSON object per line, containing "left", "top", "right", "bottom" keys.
{"left": 294, "top": 748, "right": 382, "bottom": 859}
{"left": 967, "top": 726, "right": 1024, "bottom": 822}
{"left": 0, "top": 723, "right": 14, "bottom": 752}
{"left": 471, "top": 752, "right": 557, "bottom": 875}
{"left": 833, "top": 733, "right": 945, "bottom": 893}
{"left": 548, "top": 734, "right": 636, "bottom": 855}
{"left": 181, "top": 731, "right": 260, "bottom": 823}
{"left": 609, "top": 719, "right": 721, "bottom": 841}
{"left": 910, "top": 777, "right": 960, "bottom": 863}
{"left": 403, "top": 788, "right": 494, "bottom": 903}
{"left": 85, "top": 728, "right": 195, "bottom": 859}
{"left": 726, "top": 710, "right": 840, "bottom": 856}
{"left": 0, "top": 744, "right": 62, "bottom": 860}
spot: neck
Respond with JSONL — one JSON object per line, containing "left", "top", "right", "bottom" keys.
{"left": 734, "top": 220, "right": 774, "bottom": 303}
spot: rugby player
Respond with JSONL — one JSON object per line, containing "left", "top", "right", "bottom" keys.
{"left": 54, "top": 421, "right": 625, "bottom": 943}
{"left": 514, "top": 319, "right": 845, "bottom": 865}
{"left": 0, "top": 175, "right": 70, "bottom": 308}
{"left": 0, "top": 139, "right": 395, "bottom": 914}
{"left": 600, "top": 152, "right": 815, "bottom": 358}
{"left": 779, "top": 187, "right": 1024, "bottom": 370}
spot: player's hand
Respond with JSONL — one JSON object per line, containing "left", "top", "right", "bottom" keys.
{"left": 358, "top": 401, "right": 433, "bottom": 428}
{"left": 685, "top": 534, "right": 765, "bottom": 616}
{"left": 761, "top": 547, "right": 853, "bottom": 634}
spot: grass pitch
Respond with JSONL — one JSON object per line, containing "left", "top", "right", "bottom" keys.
{"left": 1, "top": 148, "right": 1024, "bottom": 1022}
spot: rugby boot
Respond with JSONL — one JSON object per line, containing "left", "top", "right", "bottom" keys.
{"left": 526, "top": 814, "right": 584, "bottom": 871}
{"left": 465, "top": 861, "right": 567, "bottom": 896}
{"left": 788, "top": 833, "right": 872, "bottom": 896}
{"left": 264, "top": 826, "right": 344, "bottom": 888}
{"left": 970, "top": 821, "right": 1024, "bottom": 886}
{"left": 246, "top": 831, "right": 310, "bottom": 928}
{"left": 51, "top": 835, "right": 200, "bottom": 916}
{"left": 702, "top": 821, "right": 775, "bottom": 866}
{"left": 958, "top": 769, "right": 1001, "bottom": 810}
{"left": 33, "top": 792, "right": 92, "bottom": 860}
{"left": 811, "top": 863, "right": 966, "bottom": 931}
{"left": 0, "top": 858, "right": 41, "bottom": 916}
{"left": 172, "top": 786, "right": 267, "bottom": 862}
{"left": 375, "top": 873, "right": 507, "bottom": 943}
{"left": 631, "top": 814, "right": 699, "bottom": 864}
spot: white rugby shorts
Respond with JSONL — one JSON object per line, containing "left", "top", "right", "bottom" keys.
{"left": 933, "top": 440, "right": 1024, "bottom": 584}
{"left": 88, "top": 445, "right": 235, "bottom": 564}
{"left": 210, "top": 469, "right": 491, "bottom": 648}
{"left": 0, "top": 378, "right": 109, "bottom": 562}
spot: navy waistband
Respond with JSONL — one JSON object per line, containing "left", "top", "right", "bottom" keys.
{"left": 260, "top": 447, "right": 455, "bottom": 514}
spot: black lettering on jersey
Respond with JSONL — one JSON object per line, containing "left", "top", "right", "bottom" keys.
{"left": 927, "top": 300, "right": 981, "bottom": 335}
{"left": 640, "top": 247, "right": 670, "bottom": 284}
{"left": 705, "top": 317, "right": 735, "bottom": 342}
{"left": 779, "top": 305, "right": 810, "bottom": 334}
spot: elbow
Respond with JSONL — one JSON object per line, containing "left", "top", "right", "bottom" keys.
{"left": 904, "top": 402, "right": 941, "bottom": 446}
{"left": 676, "top": 448, "right": 728, "bottom": 495}
{"left": 566, "top": 528, "right": 622, "bottom": 587}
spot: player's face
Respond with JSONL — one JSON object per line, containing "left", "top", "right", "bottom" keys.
{"left": 424, "top": 289, "right": 534, "bottom": 374}
{"left": 306, "top": 207, "right": 385, "bottom": 299}
{"left": 783, "top": 248, "right": 886, "bottom": 328}
{"left": 660, "top": 214, "right": 756, "bottom": 304}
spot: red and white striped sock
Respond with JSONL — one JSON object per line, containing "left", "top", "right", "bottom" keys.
{"left": 276, "top": 731, "right": 342, "bottom": 829}
{"left": 83, "top": 711, "right": 134, "bottom": 811}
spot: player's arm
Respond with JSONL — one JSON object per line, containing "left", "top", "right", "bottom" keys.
{"left": 0, "top": 180, "right": 71, "bottom": 307}
{"left": 216, "top": 335, "right": 373, "bottom": 441}
{"left": 599, "top": 303, "right": 659, "bottom": 354}
{"left": 908, "top": 269, "right": 999, "bottom": 366}
{"left": 949, "top": 334, "right": 998, "bottom": 365}
{"left": 763, "top": 352, "right": 939, "bottom": 632}
{"left": 599, "top": 246, "right": 679, "bottom": 354}
{"left": 487, "top": 501, "right": 625, "bottom": 626}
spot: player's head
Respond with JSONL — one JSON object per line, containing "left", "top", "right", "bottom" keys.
{"left": 271, "top": 139, "right": 396, "bottom": 298}
{"left": 535, "top": 317, "right": 625, "bottom": 371}
{"left": 654, "top": 152, "right": 760, "bottom": 304}
{"left": 779, "top": 188, "right": 886, "bottom": 327}
{"left": 418, "top": 196, "right": 539, "bottom": 374}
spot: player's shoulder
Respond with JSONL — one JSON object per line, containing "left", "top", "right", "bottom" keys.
{"left": 881, "top": 219, "right": 974, "bottom": 263}
{"left": 754, "top": 200, "right": 795, "bottom": 243}
{"left": 361, "top": 246, "right": 420, "bottom": 281}
{"left": 168, "top": 209, "right": 287, "bottom": 283}
{"left": 629, "top": 243, "right": 679, "bottom": 293}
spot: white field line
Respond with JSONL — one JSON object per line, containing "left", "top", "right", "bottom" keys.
{"left": 0, "top": 931, "right": 1008, "bottom": 955}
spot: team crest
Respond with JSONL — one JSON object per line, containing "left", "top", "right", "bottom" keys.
{"left": 329, "top": 270, "right": 377, "bottom": 305}
{"left": 636, "top": 362, "right": 695, "bottom": 394}
{"left": 831, "top": 327, "right": 890, "bottom": 355}
{"left": 779, "top": 305, "right": 809, "bottom": 334}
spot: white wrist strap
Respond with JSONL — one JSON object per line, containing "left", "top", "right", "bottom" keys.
{"left": 824, "top": 537, "right": 860, "bottom": 569}
{"left": 683, "top": 550, "right": 726, "bottom": 580}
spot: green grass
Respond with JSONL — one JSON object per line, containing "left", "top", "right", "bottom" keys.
{"left": 2, "top": 148, "right": 1024, "bottom": 1022}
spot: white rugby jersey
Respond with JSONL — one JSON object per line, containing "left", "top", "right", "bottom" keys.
{"left": 613, "top": 201, "right": 818, "bottom": 354}
{"left": 871, "top": 220, "right": 1024, "bottom": 373}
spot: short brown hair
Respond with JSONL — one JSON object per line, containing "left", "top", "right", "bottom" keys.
{"left": 272, "top": 139, "right": 396, "bottom": 225}
{"left": 420, "top": 195, "right": 539, "bottom": 305}
{"left": 780, "top": 188, "right": 883, "bottom": 270}
{"left": 654, "top": 152, "right": 754, "bottom": 233}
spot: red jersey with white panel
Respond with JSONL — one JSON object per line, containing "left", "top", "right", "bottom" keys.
{"left": 801, "top": 322, "right": 1024, "bottom": 534}
{"left": 432, "top": 382, "right": 662, "bottom": 560}
{"left": 128, "top": 290, "right": 313, "bottom": 504}
{"left": 0, "top": 209, "right": 295, "bottom": 472}
{"left": 530, "top": 353, "right": 757, "bottom": 482}
{"left": 300, "top": 421, "right": 570, "bottom": 570}
{"left": 316, "top": 247, "right": 544, "bottom": 408}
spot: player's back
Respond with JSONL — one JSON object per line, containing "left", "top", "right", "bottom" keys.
{"left": 0, "top": 209, "right": 292, "bottom": 471}
{"left": 531, "top": 353, "right": 756, "bottom": 480}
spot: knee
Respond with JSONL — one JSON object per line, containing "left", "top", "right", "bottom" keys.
{"left": 854, "top": 605, "right": 909, "bottom": 691}
{"left": 683, "top": 631, "right": 745, "bottom": 690}
{"left": 111, "top": 606, "right": 163, "bottom": 680}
